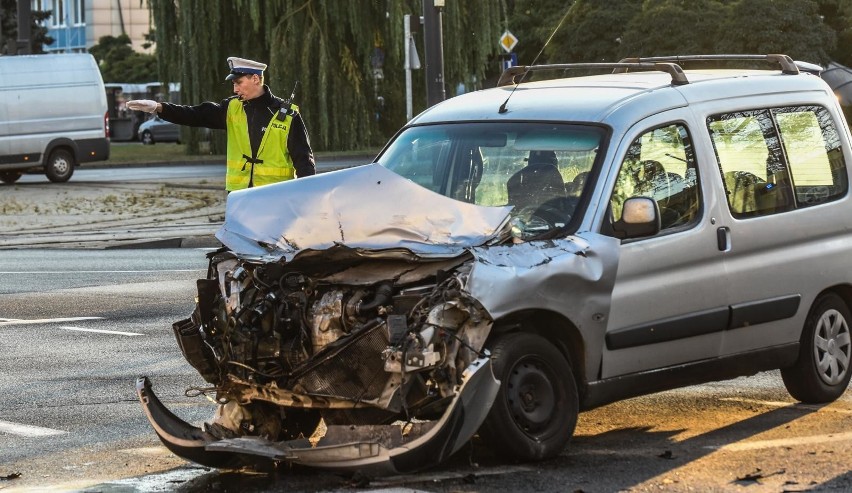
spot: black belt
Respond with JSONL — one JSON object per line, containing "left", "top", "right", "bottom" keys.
{"left": 241, "top": 154, "right": 263, "bottom": 171}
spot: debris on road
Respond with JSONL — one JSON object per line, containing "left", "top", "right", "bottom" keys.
{"left": 735, "top": 467, "right": 786, "bottom": 484}
{"left": 657, "top": 450, "right": 675, "bottom": 460}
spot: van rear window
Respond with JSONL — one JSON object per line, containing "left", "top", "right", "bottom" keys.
{"left": 707, "top": 105, "right": 848, "bottom": 218}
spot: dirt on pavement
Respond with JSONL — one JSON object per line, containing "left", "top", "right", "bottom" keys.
{"left": 0, "top": 177, "right": 227, "bottom": 249}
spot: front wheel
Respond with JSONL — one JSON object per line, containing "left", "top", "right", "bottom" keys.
{"left": 478, "top": 332, "right": 578, "bottom": 462}
{"left": 782, "top": 293, "right": 852, "bottom": 403}
{"left": 141, "top": 130, "right": 154, "bottom": 145}
{"left": 45, "top": 149, "right": 74, "bottom": 183}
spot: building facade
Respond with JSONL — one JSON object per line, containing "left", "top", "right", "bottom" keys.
{"left": 34, "top": 0, "right": 152, "bottom": 54}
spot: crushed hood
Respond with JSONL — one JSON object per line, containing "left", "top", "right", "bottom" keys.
{"left": 216, "top": 164, "right": 513, "bottom": 261}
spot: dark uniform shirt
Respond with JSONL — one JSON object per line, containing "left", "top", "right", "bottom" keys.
{"left": 159, "top": 85, "right": 316, "bottom": 178}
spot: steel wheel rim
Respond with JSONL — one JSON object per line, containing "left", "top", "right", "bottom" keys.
{"left": 506, "top": 357, "right": 556, "bottom": 436}
{"left": 53, "top": 156, "right": 70, "bottom": 175}
{"left": 813, "top": 308, "right": 851, "bottom": 386}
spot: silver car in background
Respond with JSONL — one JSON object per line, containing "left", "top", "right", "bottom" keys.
{"left": 138, "top": 115, "right": 180, "bottom": 145}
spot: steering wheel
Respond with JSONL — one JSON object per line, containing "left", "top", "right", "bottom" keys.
{"left": 513, "top": 203, "right": 569, "bottom": 240}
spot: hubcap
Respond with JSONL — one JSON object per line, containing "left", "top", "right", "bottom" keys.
{"left": 814, "top": 309, "right": 851, "bottom": 386}
{"left": 54, "top": 158, "right": 69, "bottom": 174}
{"left": 506, "top": 359, "right": 555, "bottom": 435}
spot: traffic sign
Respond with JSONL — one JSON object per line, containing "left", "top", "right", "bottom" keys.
{"left": 499, "top": 31, "right": 518, "bottom": 53}
{"left": 500, "top": 53, "right": 518, "bottom": 71}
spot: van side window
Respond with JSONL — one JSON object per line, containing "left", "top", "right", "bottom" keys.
{"left": 610, "top": 123, "right": 701, "bottom": 233}
{"left": 775, "top": 106, "right": 848, "bottom": 207}
{"left": 708, "top": 105, "right": 848, "bottom": 218}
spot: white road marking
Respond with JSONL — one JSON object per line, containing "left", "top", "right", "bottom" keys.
{"left": 59, "top": 326, "right": 143, "bottom": 336}
{"left": 705, "top": 431, "right": 852, "bottom": 451}
{"left": 721, "top": 397, "right": 852, "bottom": 414}
{"left": 0, "top": 317, "right": 103, "bottom": 326}
{"left": 0, "top": 419, "right": 66, "bottom": 437}
{"left": 1, "top": 317, "right": 141, "bottom": 336}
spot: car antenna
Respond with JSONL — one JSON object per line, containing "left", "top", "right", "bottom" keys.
{"left": 499, "top": 5, "right": 573, "bottom": 114}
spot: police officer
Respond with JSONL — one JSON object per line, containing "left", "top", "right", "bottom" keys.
{"left": 127, "top": 57, "right": 315, "bottom": 191}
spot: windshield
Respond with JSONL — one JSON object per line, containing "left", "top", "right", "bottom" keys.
{"left": 378, "top": 122, "right": 604, "bottom": 237}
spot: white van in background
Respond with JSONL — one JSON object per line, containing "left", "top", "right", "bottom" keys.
{"left": 0, "top": 53, "right": 110, "bottom": 183}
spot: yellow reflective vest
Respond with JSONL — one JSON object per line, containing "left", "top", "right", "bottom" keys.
{"left": 225, "top": 98, "right": 297, "bottom": 191}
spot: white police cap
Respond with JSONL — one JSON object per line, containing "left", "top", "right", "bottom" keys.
{"left": 225, "top": 57, "right": 267, "bottom": 81}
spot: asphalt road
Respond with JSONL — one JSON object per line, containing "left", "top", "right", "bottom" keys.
{"left": 2, "top": 160, "right": 852, "bottom": 491}
{"left": 2, "top": 249, "right": 852, "bottom": 492}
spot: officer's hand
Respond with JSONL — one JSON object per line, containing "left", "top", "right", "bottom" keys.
{"left": 127, "top": 99, "right": 160, "bottom": 113}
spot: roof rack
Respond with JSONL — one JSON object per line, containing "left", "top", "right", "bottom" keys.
{"left": 497, "top": 62, "right": 689, "bottom": 87}
{"left": 617, "top": 54, "right": 799, "bottom": 75}
{"left": 497, "top": 54, "right": 800, "bottom": 88}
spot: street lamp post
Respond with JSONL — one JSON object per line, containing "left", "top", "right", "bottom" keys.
{"left": 403, "top": 14, "right": 421, "bottom": 121}
{"left": 422, "top": 0, "right": 445, "bottom": 107}
{"left": 16, "top": 0, "right": 32, "bottom": 54}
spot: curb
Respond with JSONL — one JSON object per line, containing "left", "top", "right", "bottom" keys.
{"left": 86, "top": 151, "right": 377, "bottom": 171}
{"left": 104, "top": 235, "right": 222, "bottom": 250}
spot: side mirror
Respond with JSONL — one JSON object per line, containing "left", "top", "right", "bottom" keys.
{"left": 612, "top": 197, "right": 660, "bottom": 239}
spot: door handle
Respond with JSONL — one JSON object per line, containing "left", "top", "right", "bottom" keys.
{"left": 717, "top": 226, "right": 731, "bottom": 252}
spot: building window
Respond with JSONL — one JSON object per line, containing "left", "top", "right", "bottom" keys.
{"left": 72, "top": 0, "right": 84, "bottom": 25}
{"left": 48, "top": 0, "right": 65, "bottom": 27}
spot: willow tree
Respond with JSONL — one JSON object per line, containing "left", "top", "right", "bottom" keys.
{"left": 149, "top": 0, "right": 505, "bottom": 154}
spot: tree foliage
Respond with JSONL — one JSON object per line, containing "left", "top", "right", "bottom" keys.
{"left": 147, "top": 0, "right": 850, "bottom": 153}
{"left": 504, "top": 0, "right": 568, "bottom": 65}
{"left": 515, "top": 0, "right": 843, "bottom": 66}
{"left": 0, "top": 0, "right": 53, "bottom": 54}
{"left": 820, "top": 0, "right": 852, "bottom": 66}
{"left": 716, "top": 0, "right": 835, "bottom": 63}
{"left": 546, "top": 0, "right": 642, "bottom": 63}
{"left": 89, "top": 34, "right": 157, "bottom": 83}
{"left": 149, "top": 0, "right": 506, "bottom": 153}
{"left": 620, "top": 0, "right": 728, "bottom": 57}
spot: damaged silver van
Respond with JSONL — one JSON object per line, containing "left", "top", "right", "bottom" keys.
{"left": 137, "top": 54, "right": 852, "bottom": 474}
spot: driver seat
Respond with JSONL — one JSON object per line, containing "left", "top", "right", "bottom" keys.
{"left": 507, "top": 150, "right": 566, "bottom": 212}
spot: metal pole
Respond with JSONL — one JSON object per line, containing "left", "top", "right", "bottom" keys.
{"left": 404, "top": 14, "right": 413, "bottom": 121}
{"left": 422, "top": 0, "right": 445, "bottom": 107}
{"left": 16, "top": 0, "right": 32, "bottom": 54}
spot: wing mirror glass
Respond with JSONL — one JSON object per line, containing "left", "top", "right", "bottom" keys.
{"left": 613, "top": 196, "right": 660, "bottom": 239}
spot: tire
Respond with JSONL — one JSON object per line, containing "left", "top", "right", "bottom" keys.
{"left": 478, "top": 332, "right": 579, "bottom": 461}
{"left": 0, "top": 171, "right": 22, "bottom": 184}
{"left": 45, "top": 148, "right": 74, "bottom": 183}
{"left": 782, "top": 293, "right": 852, "bottom": 403}
{"left": 141, "top": 130, "right": 154, "bottom": 145}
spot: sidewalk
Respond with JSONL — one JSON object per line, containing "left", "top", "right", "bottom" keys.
{"left": 0, "top": 152, "right": 375, "bottom": 250}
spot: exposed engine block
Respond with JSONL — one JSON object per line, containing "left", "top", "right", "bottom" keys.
{"left": 173, "top": 251, "right": 492, "bottom": 416}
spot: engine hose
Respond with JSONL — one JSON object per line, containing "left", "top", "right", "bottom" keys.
{"left": 356, "top": 283, "right": 394, "bottom": 315}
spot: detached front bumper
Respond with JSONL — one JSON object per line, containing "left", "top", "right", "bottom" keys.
{"left": 136, "top": 357, "right": 499, "bottom": 475}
